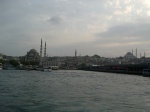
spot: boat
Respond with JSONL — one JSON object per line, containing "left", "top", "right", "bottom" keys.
{"left": 25, "top": 65, "right": 33, "bottom": 71}
{"left": 3, "top": 63, "right": 16, "bottom": 70}
{"left": 43, "top": 66, "right": 52, "bottom": 72}
{"left": 143, "top": 69, "right": 150, "bottom": 77}
{"left": 51, "top": 66, "right": 59, "bottom": 70}
{"left": 36, "top": 67, "right": 43, "bottom": 71}
{"left": 0, "top": 63, "right": 3, "bottom": 70}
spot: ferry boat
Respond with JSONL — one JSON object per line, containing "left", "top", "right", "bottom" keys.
{"left": 143, "top": 69, "right": 150, "bottom": 77}
{"left": 0, "top": 63, "right": 2, "bottom": 70}
{"left": 43, "top": 66, "right": 52, "bottom": 72}
{"left": 36, "top": 67, "right": 43, "bottom": 71}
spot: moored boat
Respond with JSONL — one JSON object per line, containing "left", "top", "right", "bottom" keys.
{"left": 143, "top": 69, "right": 150, "bottom": 77}
{"left": 0, "top": 63, "right": 3, "bottom": 70}
{"left": 43, "top": 66, "right": 52, "bottom": 72}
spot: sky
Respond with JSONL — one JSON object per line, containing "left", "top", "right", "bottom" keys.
{"left": 1, "top": 0, "right": 150, "bottom": 57}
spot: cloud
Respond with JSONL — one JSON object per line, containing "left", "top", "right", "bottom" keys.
{"left": 48, "top": 16, "right": 63, "bottom": 25}
{"left": 96, "top": 22, "right": 150, "bottom": 40}
{"left": 94, "top": 22, "right": 150, "bottom": 56}
{"left": 1, "top": 0, "right": 150, "bottom": 57}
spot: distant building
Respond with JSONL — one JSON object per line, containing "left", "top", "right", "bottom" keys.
{"left": 123, "top": 52, "right": 137, "bottom": 60}
{"left": 121, "top": 52, "right": 138, "bottom": 64}
{"left": 24, "top": 49, "right": 40, "bottom": 62}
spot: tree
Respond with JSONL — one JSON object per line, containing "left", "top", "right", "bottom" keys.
{"left": 0, "top": 59, "right": 7, "bottom": 64}
{"left": 78, "top": 63, "right": 86, "bottom": 69}
{"left": 20, "top": 61, "right": 39, "bottom": 65}
{"left": 9, "top": 60, "right": 19, "bottom": 67}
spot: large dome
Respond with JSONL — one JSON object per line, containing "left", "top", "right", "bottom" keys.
{"left": 29, "top": 49, "right": 37, "bottom": 53}
{"left": 124, "top": 52, "right": 136, "bottom": 59}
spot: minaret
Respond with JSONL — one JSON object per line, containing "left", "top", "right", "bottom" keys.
{"left": 44, "top": 42, "right": 46, "bottom": 58}
{"left": 136, "top": 48, "right": 137, "bottom": 58}
{"left": 40, "top": 38, "right": 42, "bottom": 58}
{"left": 75, "top": 49, "right": 77, "bottom": 58}
{"left": 39, "top": 38, "right": 43, "bottom": 65}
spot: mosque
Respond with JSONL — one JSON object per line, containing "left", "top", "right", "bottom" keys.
{"left": 23, "top": 39, "right": 47, "bottom": 64}
{"left": 22, "top": 39, "right": 75, "bottom": 69}
{"left": 24, "top": 49, "right": 40, "bottom": 62}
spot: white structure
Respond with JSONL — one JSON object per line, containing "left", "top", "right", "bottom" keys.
{"left": 39, "top": 39, "right": 48, "bottom": 66}
{"left": 39, "top": 39, "right": 60, "bottom": 68}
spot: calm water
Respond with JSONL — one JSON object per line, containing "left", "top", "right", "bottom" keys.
{"left": 0, "top": 70, "right": 150, "bottom": 112}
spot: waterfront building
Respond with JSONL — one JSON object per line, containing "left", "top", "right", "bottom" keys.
{"left": 43, "top": 59, "right": 61, "bottom": 68}
{"left": 24, "top": 49, "right": 40, "bottom": 62}
{"left": 121, "top": 52, "right": 138, "bottom": 64}
{"left": 123, "top": 52, "right": 136, "bottom": 60}
{"left": 140, "top": 57, "right": 150, "bottom": 64}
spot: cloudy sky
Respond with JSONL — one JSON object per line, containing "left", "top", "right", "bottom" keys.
{"left": 1, "top": 0, "right": 150, "bottom": 57}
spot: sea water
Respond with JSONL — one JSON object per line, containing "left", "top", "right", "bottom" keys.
{"left": 0, "top": 70, "right": 150, "bottom": 112}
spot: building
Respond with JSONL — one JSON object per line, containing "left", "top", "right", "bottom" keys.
{"left": 121, "top": 52, "right": 138, "bottom": 64}
{"left": 123, "top": 52, "right": 137, "bottom": 60}
{"left": 24, "top": 49, "right": 40, "bottom": 62}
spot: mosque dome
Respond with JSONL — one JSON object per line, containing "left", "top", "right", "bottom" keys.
{"left": 25, "top": 48, "right": 40, "bottom": 62}
{"left": 124, "top": 52, "right": 136, "bottom": 59}
{"left": 29, "top": 49, "right": 37, "bottom": 53}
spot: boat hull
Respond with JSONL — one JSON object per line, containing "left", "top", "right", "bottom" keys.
{"left": 43, "top": 69, "right": 52, "bottom": 72}
{"left": 143, "top": 69, "right": 150, "bottom": 77}
{"left": 43, "top": 66, "right": 52, "bottom": 72}
{"left": 143, "top": 74, "right": 150, "bottom": 77}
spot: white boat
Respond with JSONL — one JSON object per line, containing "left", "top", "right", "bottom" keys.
{"left": 51, "top": 66, "right": 59, "bottom": 70}
{"left": 36, "top": 67, "right": 43, "bottom": 71}
{"left": 0, "top": 63, "right": 2, "bottom": 70}
{"left": 143, "top": 69, "right": 150, "bottom": 77}
{"left": 43, "top": 66, "right": 52, "bottom": 72}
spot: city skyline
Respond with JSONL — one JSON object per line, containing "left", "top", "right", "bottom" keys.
{"left": 0, "top": 0, "right": 150, "bottom": 57}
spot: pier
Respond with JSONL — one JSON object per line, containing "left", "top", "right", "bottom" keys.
{"left": 79, "top": 64, "right": 150, "bottom": 76}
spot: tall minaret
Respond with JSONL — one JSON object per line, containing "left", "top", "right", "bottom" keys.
{"left": 75, "top": 49, "right": 77, "bottom": 58}
{"left": 44, "top": 42, "right": 46, "bottom": 58}
{"left": 39, "top": 38, "right": 43, "bottom": 65}
{"left": 40, "top": 38, "right": 43, "bottom": 58}
{"left": 136, "top": 48, "right": 137, "bottom": 58}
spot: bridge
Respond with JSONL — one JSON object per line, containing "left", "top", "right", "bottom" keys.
{"left": 79, "top": 64, "right": 150, "bottom": 75}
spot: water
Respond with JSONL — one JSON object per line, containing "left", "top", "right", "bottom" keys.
{"left": 0, "top": 70, "right": 150, "bottom": 112}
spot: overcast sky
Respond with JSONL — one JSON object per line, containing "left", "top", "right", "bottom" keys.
{"left": 1, "top": 0, "right": 150, "bottom": 57}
